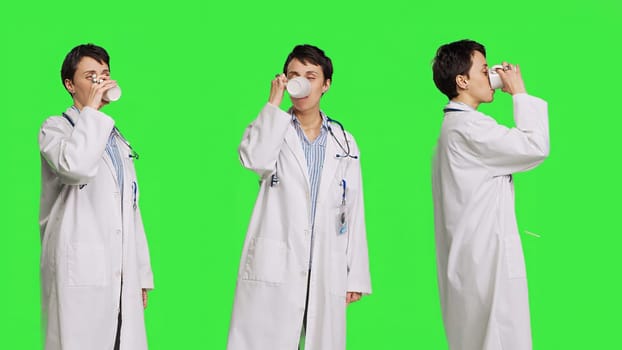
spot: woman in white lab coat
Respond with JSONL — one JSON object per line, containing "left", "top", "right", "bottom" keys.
{"left": 39, "top": 44, "right": 153, "bottom": 350}
{"left": 431, "top": 40, "right": 549, "bottom": 350}
{"left": 228, "top": 45, "right": 371, "bottom": 350}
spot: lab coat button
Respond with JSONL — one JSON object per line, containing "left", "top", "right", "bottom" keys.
{"left": 116, "top": 229, "right": 121, "bottom": 235}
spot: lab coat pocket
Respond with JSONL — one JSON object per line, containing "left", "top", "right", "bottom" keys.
{"left": 67, "top": 243, "right": 108, "bottom": 286}
{"left": 243, "top": 237, "right": 287, "bottom": 284}
{"left": 504, "top": 235, "right": 527, "bottom": 279}
{"left": 330, "top": 251, "right": 348, "bottom": 297}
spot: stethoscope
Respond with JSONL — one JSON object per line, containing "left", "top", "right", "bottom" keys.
{"left": 61, "top": 112, "right": 140, "bottom": 160}
{"left": 270, "top": 116, "right": 358, "bottom": 187}
{"left": 327, "top": 117, "right": 358, "bottom": 160}
{"left": 443, "top": 108, "right": 467, "bottom": 113}
{"left": 443, "top": 101, "right": 475, "bottom": 114}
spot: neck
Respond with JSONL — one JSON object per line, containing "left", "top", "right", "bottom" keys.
{"left": 293, "top": 106, "right": 322, "bottom": 128}
{"left": 73, "top": 100, "right": 84, "bottom": 111}
{"left": 451, "top": 95, "right": 479, "bottom": 110}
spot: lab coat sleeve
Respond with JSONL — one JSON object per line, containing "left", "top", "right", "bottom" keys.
{"left": 39, "top": 107, "right": 115, "bottom": 185}
{"left": 463, "top": 93, "right": 549, "bottom": 176}
{"left": 345, "top": 135, "right": 372, "bottom": 295}
{"left": 134, "top": 206, "right": 154, "bottom": 290}
{"left": 238, "top": 103, "right": 292, "bottom": 177}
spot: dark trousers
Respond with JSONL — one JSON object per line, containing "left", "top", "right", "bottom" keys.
{"left": 114, "top": 287, "right": 122, "bottom": 350}
{"left": 113, "top": 309, "right": 121, "bottom": 350}
{"left": 298, "top": 273, "right": 311, "bottom": 350}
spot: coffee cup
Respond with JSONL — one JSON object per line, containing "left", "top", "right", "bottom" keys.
{"left": 286, "top": 77, "right": 311, "bottom": 98}
{"left": 91, "top": 74, "right": 122, "bottom": 102}
{"left": 488, "top": 64, "right": 505, "bottom": 90}
{"left": 103, "top": 85, "right": 122, "bottom": 102}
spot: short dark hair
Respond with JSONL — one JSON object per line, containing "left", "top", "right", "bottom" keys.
{"left": 432, "top": 39, "right": 486, "bottom": 99}
{"left": 60, "top": 44, "right": 110, "bottom": 94}
{"left": 283, "top": 44, "right": 333, "bottom": 81}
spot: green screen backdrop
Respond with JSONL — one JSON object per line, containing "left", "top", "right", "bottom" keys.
{"left": 1, "top": 0, "right": 620, "bottom": 348}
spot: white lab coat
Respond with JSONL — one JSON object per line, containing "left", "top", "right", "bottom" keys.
{"left": 228, "top": 103, "right": 371, "bottom": 350}
{"left": 432, "top": 94, "right": 549, "bottom": 350}
{"left": 39, "top": 106, "right": 154, "bottom": 350}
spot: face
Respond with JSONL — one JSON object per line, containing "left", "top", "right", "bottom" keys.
{"left": 286, "top": 58, "right": 330, "bottom": 113}
{"left": 64, "top": 56, "right": 111, "bottom": 110}
{"left": 458, "top": 50, "right": 494, "bottom": 104}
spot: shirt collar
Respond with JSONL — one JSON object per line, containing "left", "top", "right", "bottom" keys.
{"left": 445, "top": 100, "right": 476, "bottom": 112}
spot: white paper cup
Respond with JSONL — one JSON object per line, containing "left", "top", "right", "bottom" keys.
{"left": 286, "top": 77, "right": 311, "bottom": 98}
{"left": 104, "top": 85, "right": 122, "bottom": 102}
{"left": 488, "top": 65, "right": 504, "bottom": 90}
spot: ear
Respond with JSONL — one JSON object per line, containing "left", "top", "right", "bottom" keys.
{"left": 64, "top": 78, "right": 75, "bottom": 94}
{"left": 455, "top": 74, "right": 469, "bottom": 90}
{"left": 322, "top": 78, "right": 331, "bottom": 93}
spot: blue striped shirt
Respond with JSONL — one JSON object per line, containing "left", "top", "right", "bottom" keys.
{"left": 106, "top": 131, "right": 124, "bottom": 196}
{"left": 291, "top": 112, "right": 329, "bottom": 228}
